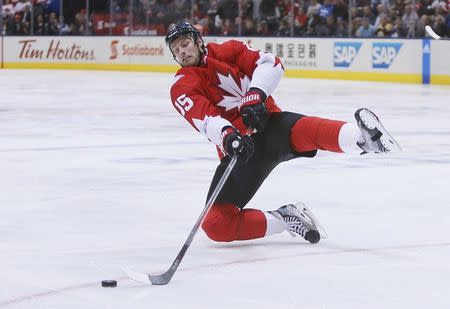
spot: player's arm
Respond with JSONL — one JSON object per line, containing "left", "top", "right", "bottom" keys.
{"left": 217, "top": 40, "right": 285, "bottom": 96}
{"left": 170, "top": 77, "right": 253, "bottom": 163}
{"left": 218, "top": 40, "right": 285, "bottom": 132}
{"left": 236, "top": 41, "right": 284, "bottom": 99}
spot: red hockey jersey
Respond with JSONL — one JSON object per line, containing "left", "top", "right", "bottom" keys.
{"left": 169, "top": 39, "right": 285, "bottom": 156}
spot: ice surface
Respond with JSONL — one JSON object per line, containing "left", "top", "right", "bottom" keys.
{"left": 0, "top": 70, "right": 449, "bottom": 308}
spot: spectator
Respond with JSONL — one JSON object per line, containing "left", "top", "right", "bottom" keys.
{"left": 362, "top": 5, "right": 376, "bottom": 24}
{"left": 315, "top": 15, "right": 329, "bottom": 36}
{"left": 333, "top": 0, "right": 349, "bottom": 22}
{"left": 388, "top": 7, "right": 400, "bottom": 23}
{"left": 252, "top": 0, "right": 262, "bottom": 20}
{"left": 334, "top": 16, "right": 349, "bottom": 37}
{"left": 431, "top": 0, "right": 446, "bottom": 13}
{"left": 306, "top": 9, "right": 328, "bottom": 36}
{"left": 58, "top": 15, "right": 71, "bottom": 35}
{"left": 402, "top": 2, "right": 419, "bottom": 37}
{"left": 391, "top": 17, "right": 407, "bottom": 37}
{"left": 13, "top": 13, "right": 24, "bottom": 34}
{"left": 356, "top": 16, "right": 376, "bottom": 36}
{"left": 111, "top": 0, "right": 123, "bottom": 14}
{"left": 294, "top": 5, "right": 308, "bottom": 36}
{"left": 319, "top": 0, "right": 335, "bottom": 19}
{"left": 218, "top": 0, "right": 238, "bottom": 21}
{"left": 433, "top": 14, "right": 447, "bottom": 37}
{"left": 32, "top": 0, "right": 45, "bottom": 17}
{"left": 70, "top": 12, "right": 85, "bottom": 35}
{"left": 255, "top": 19, "right": 269, "bottom": 35}
{"left": 170, "top": 1, "right": 191, "bottom": 23}
{"left": 384, "top": 20, "right": 395, "bottom": 35}
{"left": 374, "top": 4, "right": 387, "bottom": 28}
{"left": 242, "top": 16, "right": 256, "bottom": 35}
{"left": 417, "top": 0, "right": 435, "bottom": 16}
{"left": 197, "top": 13, "right": 210, "bottom": 34}
{"left": 204, "top": 10, "right": 221, "bottom": 35}
{"left": 260, "top": 0, "right": 276, "bottom": 19}
{"left": 374, "top": 5, "right": 386, "bottom": 28}
{"left": 416, "top": 13, "right": 430, "bottom": 37}
{"left": 434, "top": 1, "right": 448, "bottom": 18}
{"left": 21, "top": 4, "right": 31, "bottom": 27}
{"left": 14, "top": 0, "right": 31, "bottom": 14}
{"left": 276, "top": 17, "right": 291, "bottom": 36}
{"left": 375, "top": 13, "right": 394, "bottom": 36}
{"left": 48, "top": 12, "right": 59, "bottom": 35}
{"left": 191, "top": 2, "right": 203, "bottom": 25}
{"left": 35, "top": 13, "right": 46, "bottom": 35}
{"left": 22, "top": 20, "right": 30, "bottom": 35}
{"left": 2, "top": 0, "right": 15, "bottom": 16}
{"left": 276, "top": 0, "right": 294, "bottom": 18}
{"left": 207, "top": 0, "right": 219, "bottom": 17}
{"left": 307, "top": 0, "right": 321, "bottom": 17}
{"left": 220, "top": 18, "right": 236, "bottom": 35}
{"left": 241, "top": 0, "right": 253, "bottom": 19}
{"left": 351, "top": 16, "right": 363, "bottom": 36}
{"left": 326, "top": 15, "right": 337, "bottom": 35}
{"left": 4, "top": 13, "right": 15, "bottom": 34}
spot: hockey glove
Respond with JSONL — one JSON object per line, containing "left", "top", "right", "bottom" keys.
{"left": 221, "top": 126, "right": 254, "bottom": 165}
{"left": 239, "top": 88, "right": 269, "bottom": 133}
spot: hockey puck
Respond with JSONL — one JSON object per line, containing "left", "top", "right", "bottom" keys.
{"left": 101, "top": 280, "right": 117, "bottom": 287}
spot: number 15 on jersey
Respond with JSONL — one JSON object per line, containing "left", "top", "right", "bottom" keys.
{"left": 174, "top": 94, "right": 194, "bottom": 116}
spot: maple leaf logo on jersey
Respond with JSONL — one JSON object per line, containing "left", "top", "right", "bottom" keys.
{"left": 216, "top": 71, "right": 250, "bottom": 112}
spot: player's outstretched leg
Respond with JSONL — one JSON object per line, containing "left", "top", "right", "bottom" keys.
{"left": 201, "top": 202, "right": 326, "bottom": 243}
{"left": 269, "top": 202, "right": 322, "bottom": 244}
{"left": 355, "top": 108, "right": 402, "bottom": 153}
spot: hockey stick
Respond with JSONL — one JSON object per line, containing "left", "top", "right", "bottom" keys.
{"left": 425, "top": 25, "right": 446, "bottom": 40}
{"left": 124, "top": 154, "right": 239, "bottom": 285}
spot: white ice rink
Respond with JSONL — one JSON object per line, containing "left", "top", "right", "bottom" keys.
{"left": 1, "top": 69, "right": 449, "bottom": 308}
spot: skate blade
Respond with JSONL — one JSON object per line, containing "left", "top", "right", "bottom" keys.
{"left": 358, "top": 109, "right": 402, "bottom": 153}
{"left": 296, "top": 202, "right": 328, "bottom": 239}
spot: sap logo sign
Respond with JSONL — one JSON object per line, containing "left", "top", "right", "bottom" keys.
{"left": 372, "top": 43, "right": 402, "bottom": 69}
{"left": 334, "top": 42, "right": 363, "bottom": 67}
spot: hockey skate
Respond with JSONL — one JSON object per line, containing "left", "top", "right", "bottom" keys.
{"left": 355, "top": 108, "right": 402, "bottom": 153}
{"left": 269, "top": 202, "right": 327, "bottom": 244}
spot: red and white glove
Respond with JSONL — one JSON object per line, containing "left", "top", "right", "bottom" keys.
{"left": 221, "top": 126, "right": 254, "bottom": 165}
{"left": 239, "top": 88, "right": 269, "bottom": 133}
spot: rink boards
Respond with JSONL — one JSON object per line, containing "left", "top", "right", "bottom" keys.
{"left": 0, "top": 36, "right": 448, "bottom": 85}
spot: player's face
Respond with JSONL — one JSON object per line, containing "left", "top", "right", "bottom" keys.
{"left": 170, "top": 36, "right": 201, "bottom": 67}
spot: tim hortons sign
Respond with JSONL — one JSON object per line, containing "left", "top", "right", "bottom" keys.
{"left": 18, "top": 39, "right": 95, "bottom": 61}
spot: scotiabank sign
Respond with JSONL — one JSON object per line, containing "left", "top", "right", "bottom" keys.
{"left": 109, "top": 40, "right": 164, "bottom": 60}
{"left": 17, "top": 39, "right": 95, "bottom": 61}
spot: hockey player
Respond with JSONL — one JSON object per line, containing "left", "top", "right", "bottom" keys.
{"left": 165, "top": 21, "right": 401, "bottom": 244}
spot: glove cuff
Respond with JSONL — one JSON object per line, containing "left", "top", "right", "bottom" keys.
{"left": 220, "top": 126, "right": 236, "bottom": 153}
{"left": 248, "top": 87, "right": 267, "bottom": 102}
{"left": 239, "top": 88, "right": 266, "bottom": 112}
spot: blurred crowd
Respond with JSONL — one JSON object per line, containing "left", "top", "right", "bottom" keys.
{"left": 1, "top": 0, "right": 82, "bottom": 35}
{"left": 2, "top": 0, "right": 449, "bottom": 38}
